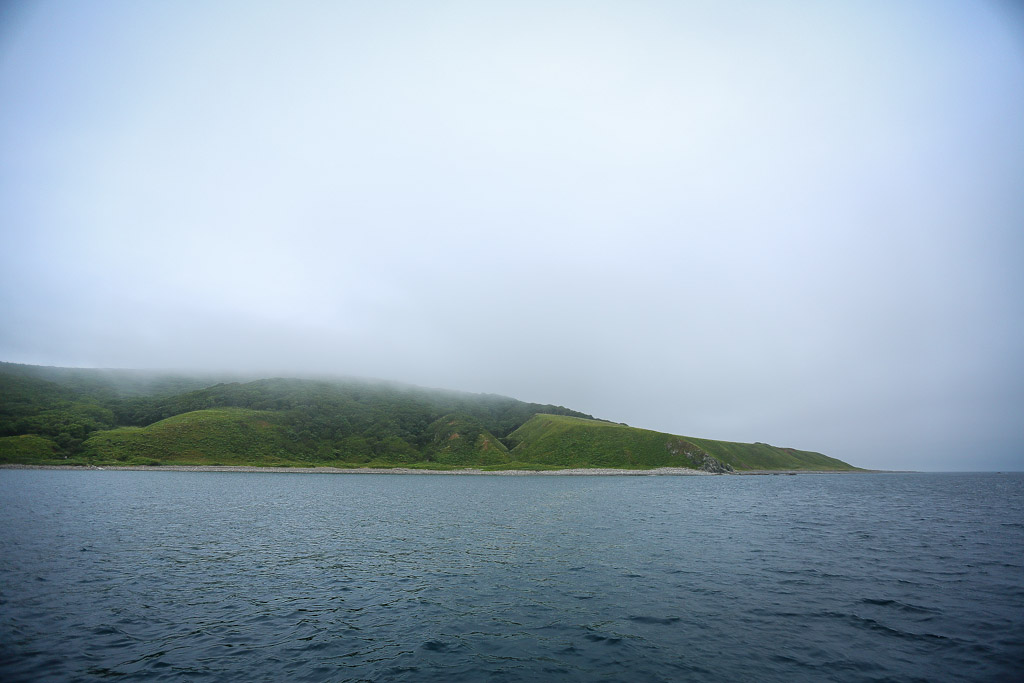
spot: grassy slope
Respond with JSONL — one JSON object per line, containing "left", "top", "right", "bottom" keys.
{"left": 78, "top": 409, "right": 513, "bottom": 468}
{"left": 81, "top": 409, "right": 308, "bottom": 466}
{"left": 0, "top": 365, "right": 593, "bottom": 466}
{"left": 507, "top": 414, "right": 858, "bottom": 471}
{"left": 20, "top": 411, "right": 860, "bottom": 471}
{"left": 1, "top": 364, "right": 859, "bottom": 471}
{"left": 426, "top": 414, "right": 511, "bottom": 466}
{"left": 507, "top": 415, "right": 694, "bottom": 468}
{"left": 684, "top": 435, "right": 856, "bottom": 471}
{"left": 0, "top": 435, "right": 64, "bottom": 464}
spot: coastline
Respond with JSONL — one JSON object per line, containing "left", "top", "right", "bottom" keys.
{"left": 0, "top": 464, "right": 712, "bottom": 475}
{"left": 0, "top": 464, "right": 876, "bottom": 475}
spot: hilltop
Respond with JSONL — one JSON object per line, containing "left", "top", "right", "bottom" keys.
{"left": 0, "top": 362, "right": 859, "bottom": 472}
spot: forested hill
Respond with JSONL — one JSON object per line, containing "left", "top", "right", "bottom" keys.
{"left": 0, "top": 362, "right": 595, "bottom": 466}
{"left": 0, "top": 363, "right": 859, "bottom": 471}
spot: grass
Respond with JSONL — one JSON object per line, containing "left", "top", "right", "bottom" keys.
{"left": 506, "top": 414, "right": 710, "bottom": 469}
{"left": 53, "top": 410, "right": 859, "bottom": 472}
{"left": 426, "top": 413, "right": 512, "bottom": 466}
{"left": 0, "top": 434, "right": 68, "bottom": 465}
{"left": 507, "top": 414, "right": 858, "bottom": 471}
{"left": 1, "top": 364, "right": 861, "bottom": 471}
{"left": 684, "top": 436, "right": 859, "bottom": 471}
{"left": 81, "top": 408, "right": 307, "bottom": 466}
{"left": 76, "top": 409, "right": 519, "bottom": 469}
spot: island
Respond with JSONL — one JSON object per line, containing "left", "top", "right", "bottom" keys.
{"left": 0, "top": 362, "right": 859, "bottom": 472}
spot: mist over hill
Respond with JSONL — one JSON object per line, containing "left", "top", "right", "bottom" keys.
{"left": 0, "top": 363, "right": 857, "bottom": 471}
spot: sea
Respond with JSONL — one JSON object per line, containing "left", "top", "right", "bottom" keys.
{"left": 1, "top": 470, "right": 1022, "bottom": 682}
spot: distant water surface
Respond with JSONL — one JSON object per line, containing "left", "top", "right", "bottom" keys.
{"left": 1, "top": 471, "right": 1022, "bottom": 682}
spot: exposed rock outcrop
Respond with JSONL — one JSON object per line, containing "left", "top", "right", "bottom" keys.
{"left": 667, "top": 439, "right": 735, "bottom": 473}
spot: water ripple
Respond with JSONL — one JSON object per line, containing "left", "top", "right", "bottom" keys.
{"left": 1, "top": 471, "right": 1022, "bottom": 681}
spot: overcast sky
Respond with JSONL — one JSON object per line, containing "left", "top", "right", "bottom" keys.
{"left": 2, "top": 1, "right": 1023, "bottom": 471}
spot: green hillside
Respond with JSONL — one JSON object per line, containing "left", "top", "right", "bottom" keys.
{"left": 507, "top": 414, "right": 856, "bottom": 471}
{"left": 425, "top": 414, "right": 511, "bottom": 466}
{"left": 0, "top": 363, "right": 593, "bottom": 468}
{"left": 504, "top": 414, "right": 729, "bottom": 470}
{"left": 0, "top": 362, "right": 859, "bottom": 471}
{"left": 80, "top": 409, "right": 309, "bottom": 466}
{"left": 684, "top": 435, "right": 856, "bottom": 471}
{"left": 0, "top": 434, "right": 62, "bottom": 464}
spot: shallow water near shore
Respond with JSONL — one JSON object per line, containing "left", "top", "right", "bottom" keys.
{"left": 1, "top": 471, "right": 1022, "bottom": 681}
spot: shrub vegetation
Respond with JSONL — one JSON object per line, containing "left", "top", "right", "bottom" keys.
{"left": 0, "top": 362, "right": 858, "bottom": 471}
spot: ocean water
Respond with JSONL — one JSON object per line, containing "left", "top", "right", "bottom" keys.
{"left": 1, "top": 471, "right": 1022, "bottom": 682}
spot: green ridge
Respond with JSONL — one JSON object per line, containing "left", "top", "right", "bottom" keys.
{"left": 0, "top": 362, "right": 860, "bottom": 471}
{"left": 426, "top": 414, "right": 511, "bottom": 466}
{"left": 81, "top": 409, "right": 305, "bottom": 466}
{"left": 0, "top": 434, "right": 63, "bottom": 464}
{"left": 508, "top": 414, "right": 856, "bottom": 471}
{"left": 684, "top": 435, "right": 855, "bottom": 471}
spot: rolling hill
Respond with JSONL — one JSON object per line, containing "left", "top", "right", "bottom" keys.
{"left": 0, "top": 362, "right": 859, "bottom": 471}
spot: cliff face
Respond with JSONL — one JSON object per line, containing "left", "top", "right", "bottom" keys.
{"left": 666, "top": 439, "right": 734, "bottom": 473}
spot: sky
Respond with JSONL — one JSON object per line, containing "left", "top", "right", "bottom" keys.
{"left": 2, "top": 0, "right": 1023, "bottom": 471}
